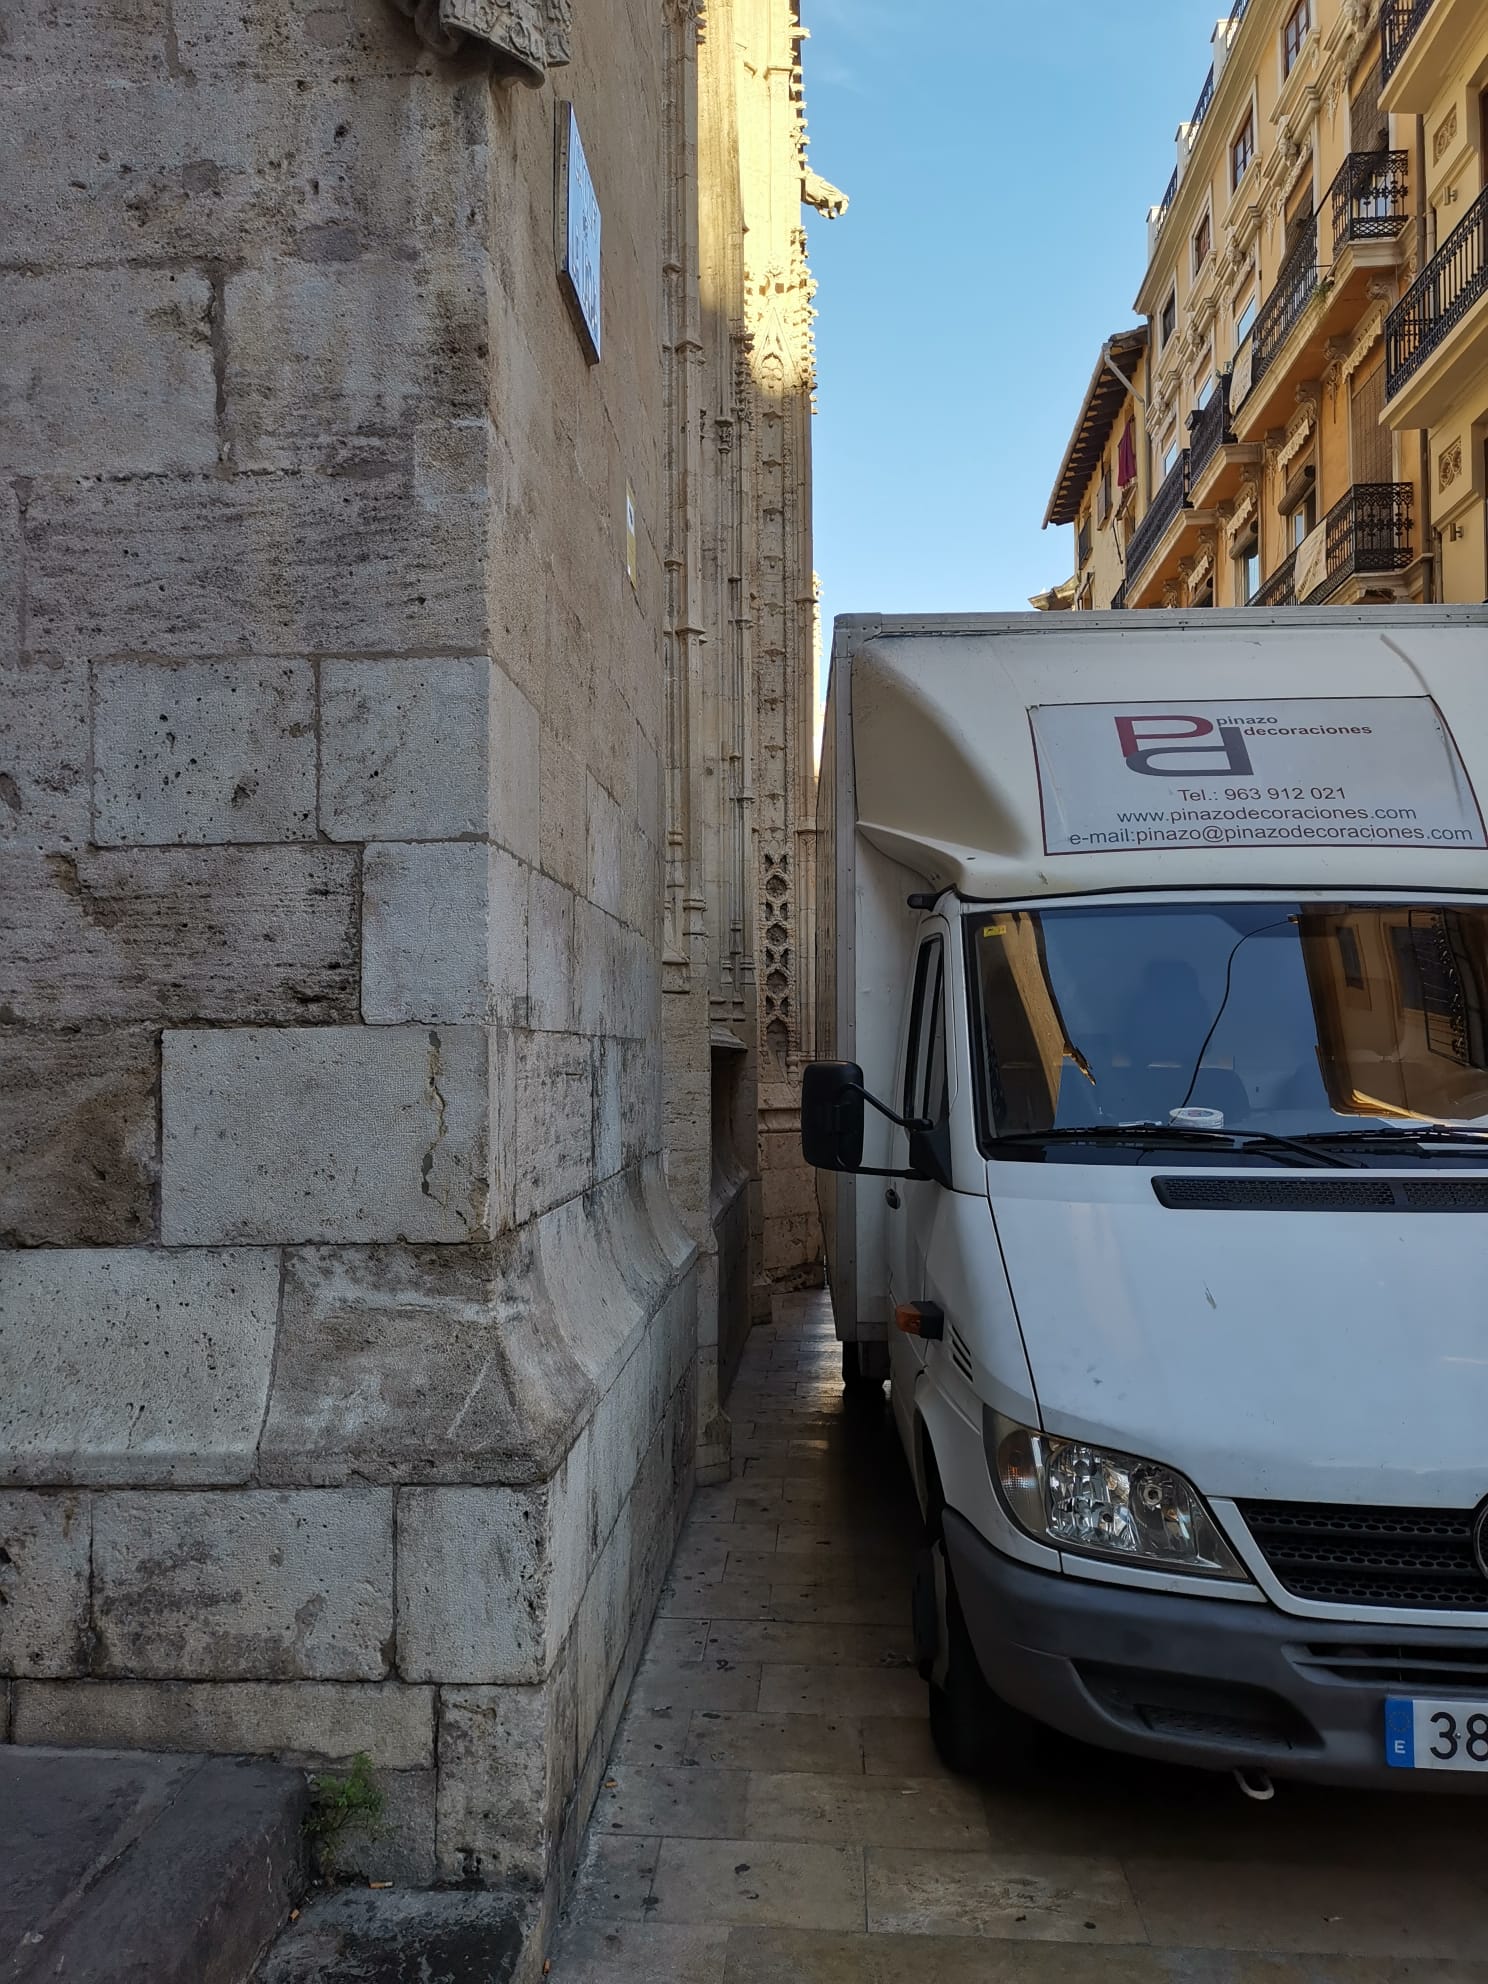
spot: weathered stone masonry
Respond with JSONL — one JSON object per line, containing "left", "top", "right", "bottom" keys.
{"left": 0, "top": 0, "right": 700, "bottom": 1960}
{"left": 0, "top": 0, "right": 830, "bottom": 1968}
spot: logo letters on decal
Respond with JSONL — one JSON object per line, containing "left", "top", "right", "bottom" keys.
{"left": 1115, "top": 714, "right": 1255, "bottom": 780}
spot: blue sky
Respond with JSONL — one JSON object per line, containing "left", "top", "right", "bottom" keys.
{"left": 804, "top": 0, "right": 1217, "bottom": 643}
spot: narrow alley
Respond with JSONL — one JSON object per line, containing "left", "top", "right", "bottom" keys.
{"left": 552, "top": 1294, "right": 1488, "bottom": 1981}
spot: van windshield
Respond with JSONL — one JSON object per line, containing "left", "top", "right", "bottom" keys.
{"left": 967, "top": 902, "right": 1488, "bottom": 1142}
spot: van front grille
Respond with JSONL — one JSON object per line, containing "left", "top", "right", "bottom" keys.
{"left": 1295, "top": 1643, "right": 1488, "bottom": 1689}
{"left": 1238, "top": 1500, "right": 1488, "bottom": 1612}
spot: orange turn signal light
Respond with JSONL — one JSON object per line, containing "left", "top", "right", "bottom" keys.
{"left": 894, "top": 1302, "right": 944, "bottom": 1341}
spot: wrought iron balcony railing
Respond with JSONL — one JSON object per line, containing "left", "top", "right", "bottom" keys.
{"left": 1381, "top": 0, "right": 1436, "bottom": 83}
{"left": 1126, "top": 451, "right": 1190, "bottom": 582}
{"left": 1187, "top": 374, "right": 1234, "bottom": 487}
{"left": 1330, "top": 149, "right": 1410, "bottom": 254}
{"left": 1253, "top": 551, "right": 1297, "bottom": 608}
{"left": 1385, "top": 184, "right": 1488, "bottom": 400}
{"left": 1307, "top": 482, "right": 1414, "bottom": 603}
{"left": 1111, "top": 580, "right": 1128, "bottom": 611}
{"left": 1251, "top": 229, "right": 1320, "bottom": 391}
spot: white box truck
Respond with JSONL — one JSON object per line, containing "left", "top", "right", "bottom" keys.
{"left": 805, "top": 607, "right": 1488, "bottom": 1792}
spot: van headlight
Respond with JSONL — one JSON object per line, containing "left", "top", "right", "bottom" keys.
{"left": 988, "top": 1412, "right": 1245, "bottom": 1579}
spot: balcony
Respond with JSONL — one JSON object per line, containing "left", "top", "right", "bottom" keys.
{"left": 1382, "top": 0, "right": 1434, "bottom": 84}
{"left": 1330, "top": 151, "right": 1410, "bottom": 256}
{"left": 1187, "top": 372, "right": 1263, "bottom": 508}
{"left": 1306, "top": 483, "right": 1414, "bottom": 603}
{"left": 1381, "top": 0, "right": 1479, "bottom": 113}
{"left": 1151, "top": 1, "right": 1255, "bottom": 228}
{"left": 1384, "top": 185, "right": 1488, "bottom": 428}
{"left": 1125, "top": 450, "right": 1215, "bottom": 606}
{"left": 1233, "top": 230, "right": 1320, "bottom": 438}
{"left": 1249, "top": 485, "right": 1414, "bottom": 609}
{"left": 1254, "top": 550, "right": 1297, "bottom": 608}
{"left": 1127, "top": 452, "right": 1189, "bottom": 580}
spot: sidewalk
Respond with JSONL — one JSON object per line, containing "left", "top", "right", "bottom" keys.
{"left": 548, "top": 1291, "right": 1488, "bottom": 1981}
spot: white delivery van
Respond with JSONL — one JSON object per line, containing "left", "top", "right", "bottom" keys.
{"left": 805, "top": 607, "right": 1488, "bottom": 1792}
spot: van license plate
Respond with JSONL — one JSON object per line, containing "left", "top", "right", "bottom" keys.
{"left": 1386, "top": 1698, "right": 1488, "bottom": 1772}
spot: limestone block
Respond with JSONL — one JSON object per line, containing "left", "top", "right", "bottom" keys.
{"left": 170, "top": 0, "right": 437, "bottom": 76}
{"left": 0, "top": 655, "right": 89, "bottom": 849}
{"left": 224, "top": 258, "right": 488, "bottom": 472}
{"left": 162, "top": 1026, "right": 492, "bottom": 1245}
{"left": 575, "top": 902, "right": 648, "bottom": 1040}
{"left": 0, "top": 0, "right": 177, "bottom": 79}
{"left": 489, "top": 666, "right": 540, "bottom": 865}
{"left": 362, "top": 842, "right": 527, "bottom": 1025}
{"left": 0, "top": 1027, "right": 158, "bottom": 1246}
{"left": 94, "top": 660, "right": 316, "bottom": 845}
{"left": 526, "top": 870, "right": 575, "bottom": 1031}
{"left": 595, "top": 1037, "right": 656, "bottom": 1183}
{"left": 514, "top": 1032, "right": 593, "bottom": 1224}
{"left": 0, "top": 1248, "right": 279, "bottom": 1486}
{"left": 585, "top": 776, "right": 622, "bottom": 917}
{"left": 24, "top": 427, "right": 488, "bottom": 660}
{"left": 435, "top": 1684, "right": 553, "bottom": 1889}
{"left": 620, "top": 824, "right": 660, "bottom": 938}
{"left": 396, "top": 1487, "right": 549, "bottom": 1686}
{"left": 92, "top": 1489, "right": 394, "bottom": 1680}
{"left": 1, "top": 79, "right": 488, "bottom": 276}
{"left": 321, "top": 659, "right": 492, "bottom": 843}
{"left": 0, "top": 270, "right": 217, "bottom": 478}
{"left": 0, "top": 845, "right": 359, "bottom": 1024}
{"left": 11, "top": 1679, "right": 436, "bottom": 1768}
{"left": 320, "top": 1770, "right": 437, "bottom": 1888}
{"left": 0, "top": 1492, "right": 90, "bottom": 1677}
{"left": 258, "top": 1240, "right": 592, "bottom": 1486}
{"left": 538, "top": 735, "right": 586, "bottom": 893}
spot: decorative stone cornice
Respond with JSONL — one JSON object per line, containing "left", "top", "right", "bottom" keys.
{"left": 389, "top": 0, "right": 571, "bottom": 80}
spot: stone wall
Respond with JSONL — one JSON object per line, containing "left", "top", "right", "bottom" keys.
{"left": 1, "top": 1, "right": 698, "bottom": 1966}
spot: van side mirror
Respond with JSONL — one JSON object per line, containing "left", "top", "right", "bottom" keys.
{"left": 801, "top": 1062, "right": 866, "bottom": 1172}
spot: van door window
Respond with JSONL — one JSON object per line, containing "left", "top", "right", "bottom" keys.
{"left": 903, "top": 937, "right": 949, "bottom": 1128}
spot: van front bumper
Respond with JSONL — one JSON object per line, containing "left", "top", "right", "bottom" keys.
{"left": 944, "top": 1508, "right": 1488, "bottom": 1789}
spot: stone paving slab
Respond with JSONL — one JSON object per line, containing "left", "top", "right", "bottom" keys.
{"left": 547, "top": 1292, "right": 1488, "bottom": 1981}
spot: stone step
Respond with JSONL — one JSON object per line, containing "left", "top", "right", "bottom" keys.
{"left": 258, "top": 1888, "right": 536, "bottom": 1984}
{"left": 1, "top": 1746, "right": 305, "bottom": 1984}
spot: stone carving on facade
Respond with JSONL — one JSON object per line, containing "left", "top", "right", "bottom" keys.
{"left": 1435, "top": 108, "right": 1459, "bottom": 163}
{"left": 389, "top": 0, "right": 571, "bottom": 79}
{"left": 1440, "top": 439, "right": 1464, "bottom": 491}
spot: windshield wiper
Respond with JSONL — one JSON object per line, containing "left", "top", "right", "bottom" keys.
{"left": 1300, "top": 1126, "right": 1488, "bottom": 1151}
{"left": 990, "top": 1125, "right": 1357, "bottom": 1168}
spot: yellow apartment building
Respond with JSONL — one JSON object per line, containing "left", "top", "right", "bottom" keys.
{"left": 1381, "top": 0, "right": 1488, "bottom": 606}
{"left": 1043, "top": 0, "right": 1488, "bottom": 612}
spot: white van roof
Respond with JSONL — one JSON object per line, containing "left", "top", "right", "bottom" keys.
{"left": 838, "top": 608, "right": 1488, "bottom": 899}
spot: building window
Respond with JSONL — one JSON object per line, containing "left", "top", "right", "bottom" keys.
{"left": 1290, "top": 489, "right": 1319, "bottom": 548}
{"left": 1095, "top": 462, "right": 1112, "bottom": 527}
{"left": 1234, "top": 530, "right": 1260, "bottom": 604}
{"left": 1161, "top": 426, "right": 1180, "bottom": 478}
{"left": 1235, "top": 289, "right": 1258, "bottom": 346}
{"left": 1283, "top": 0, "right": 1310, "bottom": 78}
{"left": 1161, "top": 289, "right": 1177, "bottom": 346}
{"left": 1193, "top": 354, "right": 1216, "bottom": 409}
{"left": 1193, "top": 210, "right": 1212, "bottom": 273}
{"left": 1232, "top": 110, "right": 1255, "bottom": 190}
{"left": 1077, "top": 514, "right": 1093, "bottom": 568}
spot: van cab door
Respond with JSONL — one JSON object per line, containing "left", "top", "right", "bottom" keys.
{"left": 886, "top": 926, "right": 951, "bottom": 1447}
